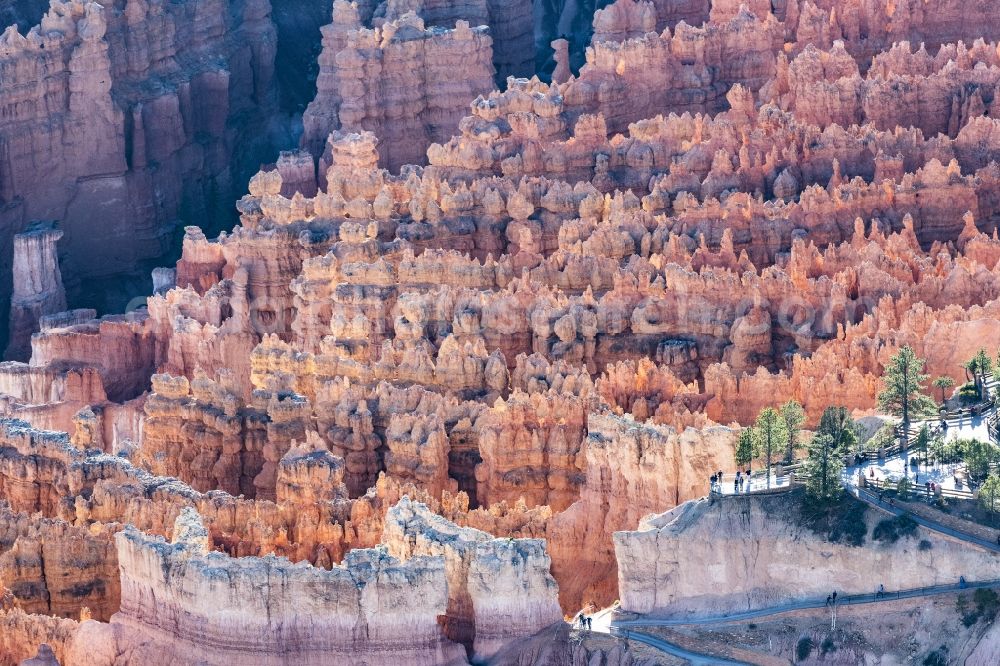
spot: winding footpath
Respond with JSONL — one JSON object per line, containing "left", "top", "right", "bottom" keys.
{"left": 612, "top": 579, "right": 1000, "bottom": 630}
{"left": 848, "top": 483, "right": 1000, "bottom": 552}
{"left": 604, "top": 580, "right": 1000, "bottom": 665}
{"left": 608, "top": 627, "right": 753, "bottom": 666}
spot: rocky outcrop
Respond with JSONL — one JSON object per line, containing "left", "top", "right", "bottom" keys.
{"left": 546, "top": 412, "right": 736, "bottom": 609}
{"left": 383, "top": 497, "right": 561, "bottom": 661}
{"left": 763, "top": 39, "right": 1000, "bottom": 138}
{"left": 564, "top": 8, "right": 783, "bottom": 132}
{"left": 301, "top": 7, "right": 495, "bottom": 170}
{"left": 6, "top": 223, "right": 65, "bottom": 361}
{"left": 99, "top": 508, "right": 468, "bottom": 666}
{"left": 0, "top": 607, "right": 77, "bottom": 666}
{"left": 0, "top": 503, "right": 118, "bottom": 623}
{"left": 615, "top": 492, "right": 1000, "bottom": 617}
{"left": 0, "top": 0, "right": 278, "bottom": 347}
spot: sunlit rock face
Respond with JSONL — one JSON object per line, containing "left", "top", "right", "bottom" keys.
{"left": 99, "top": 507, "right": 469, "bottom": 666}
{"left": 615, "top": 493, "right": 1000, "bottom": 617}
{"left": 4, "top": 0, "right": 1000, "bottom": 663}
{"left": 301, "top": 6, "right": 496, "bottom": 170}
{"left": 382, "top": 497, "right": 562, "bottom": 661}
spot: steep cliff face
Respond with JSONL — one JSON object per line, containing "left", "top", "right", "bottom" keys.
{"left": 547, "top": 412, "right": 736, "bottom": 609}
{"left": 0, "top": 0, "right": 279, "bottom": 355}
{"left": 6, "top": 223, "right": 65, "bottom": 360}
{"left": 96, "top": 508, "right": 469, "bottom": 666}
{"left": 614, "top": 492, "right": 1000, "bottom": 618}
{"left": 301, "top": 8, "right": 495, "bottom": 170}
{"left": 383, "top": 497, "right": 562, "bottom": 661}
{"left": 0, "top": 503, "right": 118, "bottom": 623}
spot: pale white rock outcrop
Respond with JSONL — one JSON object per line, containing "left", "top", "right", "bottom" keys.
{"left": 384, "top": 496, "right": 562, "bottom": 662}
{"left": 78, "top": 508, "right": 471, "bottom": 666}
{"left": 614, "top": 493, "right": 1000, "bottom": 618}
{"left": 7, "top": 222, "right": 66, "bottom": 361}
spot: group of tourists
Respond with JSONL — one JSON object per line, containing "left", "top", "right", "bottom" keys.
{"left": 868, "top": 467, "right": 943, "bottom": 497}
{"left": 575, "top": 612, "right": 592, "bottom": 631}
{"left": 710, "top": 469, "right": 754, "bottom": 494}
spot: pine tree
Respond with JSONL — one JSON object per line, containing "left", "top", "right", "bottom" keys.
{"left": 932, "top": 376, "right": 955, "bottom": 405}
{"left": 751, "top": 407, "right": 789, "bottom": 489}
{"left": 735, "top": 427, "right": 757, "bottom": 468}
{"left": 817, "top": 406, "right": 857, "bottom": 452}
{"left": 980, "top": 475, "right": 1000, "bottom": 525}
{"left": 877, "top": 346, "right": 936, "bottom": 478}
{"left": 780, "top": 400, "right": 806, "bottom": 463}
{"left": 966, "top": 349, "right": 993, "bottom": 397}
{"left": 805, "top": 407, "right": 857, "bottom": 502}
{"left": 913, "top": 423, "right": 935, "bottom": 468}
{"left": 805, "top": 433, "right": 841, "bottom": 501}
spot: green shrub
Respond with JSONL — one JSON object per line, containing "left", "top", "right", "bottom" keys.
{"left": 959, "top": 383, "right": 980, "bottom": 402}
{"left": 957, "top": 439, "right": 1000, "bottom": 482}
{"left": 820, "top": 636, "right": 836, "bottom": 654}
{"left": 873, "top": 514, "right": 918, "bottom": 543}
{"left": 957, "top": 594, "right": 974, "bottom": 625}
{"left": 800, "top": 494, "right": 867, "bottom": 547}
{"left": 918, "top": 539, "right": 933, "bottom": 551}
{"left": 973, "top": 588, "right": 1000, "bottom": 621}
{"left": 923, "top": 647, "right": 948, "bottom": 666}
{"left": 796, "top": 637, "right": 813, "bottom": 661}
{"left": 832, "top": 500, "right": 869, "bottom": 546}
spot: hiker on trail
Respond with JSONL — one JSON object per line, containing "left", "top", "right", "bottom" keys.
{"left": 926, "top": 481, "right": 931, "bottom": 496}
{"left": 575, "top": 612, "right": 584, "bottom": 629}
{"left": 832, "top": 591, "right": 837, "bottom": 604}
{"left": 710, "top": 473, "right": 717, "bottom": 491}
{"left": 870, "top": 467, "right": 875, "bottom": 478}
{"left": 734, "top": 474, "right": 739, "bottom": 493}
{"left": 826, "top": 595, "right": 832, "bottom": 606}
{"left": 586, "top": 616, "right": 592, "bottom": 630}
{"left": 876, "top": 584, "right": 885, "bottom": 599}
{"left": 960, "top": 576, "right": 967, "bottom": 589}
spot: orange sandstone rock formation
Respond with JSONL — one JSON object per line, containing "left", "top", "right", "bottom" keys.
{"left": 5, "top": 2, "right": 1000, "bottom": 663}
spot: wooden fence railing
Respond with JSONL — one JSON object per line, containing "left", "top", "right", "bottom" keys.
{"left": 709, "top": 474, "right": 801, "bottom": 497}
{"left": 862, "top": 476, "right": 975, "bottom": 500}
